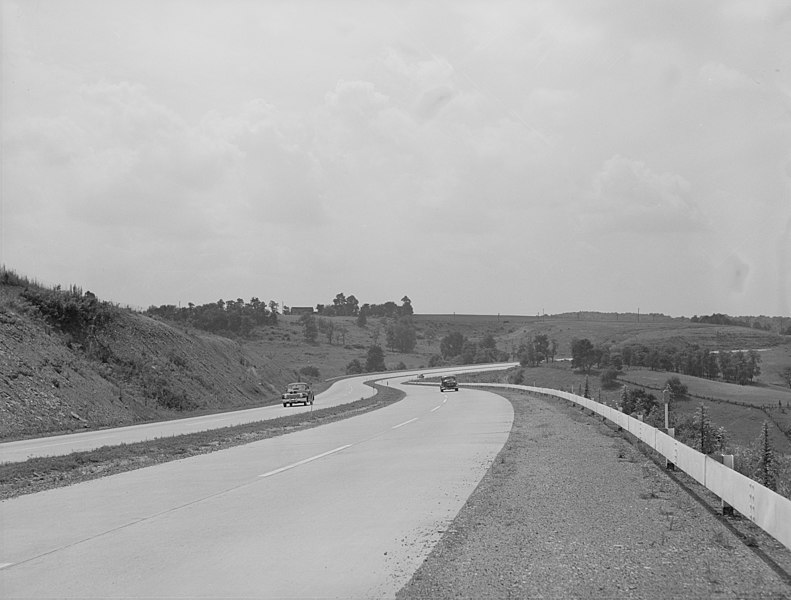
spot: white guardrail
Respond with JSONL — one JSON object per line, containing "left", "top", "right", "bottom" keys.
{"left": 468, "top": 382, "right": 791, "bottom": 553}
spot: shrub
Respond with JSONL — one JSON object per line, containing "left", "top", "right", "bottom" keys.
{"left": 427, "top": 354, "right": 444, "bottom": 367}
{"left": 345, "top": 359, "right": 363, "bottom": 375}
{"left": 600, "top": 368, "right": 620, "bottom": 389}
{"left": 299, "top": 366, "right": 320, "bottom": 378}
{"left": 621, "top": 388, "right": 658, "bottom": 416}
{"left": 665, "top": 376, "right": 688, "bottom": 400}
{"left": 509, "top": 368, "right": 525, "bottom": 385}
{"left": 21, "top": 286, "right": 117, "bottom": 344}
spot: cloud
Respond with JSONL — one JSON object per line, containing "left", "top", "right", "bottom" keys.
{"left": 580, "top": 156, "right": 706, "bottom": 234}
{"left": 699, "top": 62, "right": 754, "bottom": 89}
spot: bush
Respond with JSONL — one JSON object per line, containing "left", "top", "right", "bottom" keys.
{"left": 427, "top": 354, "right": 444, "bottom": 367}
{"left": 21, "top": 286, "right": 117, "bottom": 344}
{"left": 600, "top": 368, "right": 620, "bottom": 389}
{"left": 509, "top": 368, "right": 525, "bottom": 385}
{"left": 665, "top": 376, "right": 688, "bottom": 400}
{"left": 621, "top": 388, "right": 658, "bottom": 416}
{"left": 299, "top": 366, "right": 320, "bottom": 378}
{"left": 346, "top": 359, "right": 363, "bottom": 375}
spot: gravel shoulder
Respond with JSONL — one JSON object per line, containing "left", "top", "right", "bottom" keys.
{"left": 397, "top": 389, "right": 791, "bottom": 599}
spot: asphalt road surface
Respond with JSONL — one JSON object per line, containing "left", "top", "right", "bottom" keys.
{"left": 0, "top": 363, "right": 515, "bottom": 463}
{"left": 0, "top": 376, "right": 514, "bottom": 598}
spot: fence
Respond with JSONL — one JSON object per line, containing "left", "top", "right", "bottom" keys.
{"left": 468, "top": 382, "right": 791, "bottom": 553}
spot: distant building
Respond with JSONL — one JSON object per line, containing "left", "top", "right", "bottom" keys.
{"left": 290, "top": 306, "right": 314, "bottom": 315}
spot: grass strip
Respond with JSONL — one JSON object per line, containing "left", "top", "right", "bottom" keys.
{"left": 0, "top": 382, "right": 404, "bottom": 500}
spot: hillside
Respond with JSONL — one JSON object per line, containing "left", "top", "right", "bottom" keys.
{"left": 3, "top": 270, "right": 790, "bottom": 445}
{"left": 0, "top": 279, "right": 435, "bottom": 440}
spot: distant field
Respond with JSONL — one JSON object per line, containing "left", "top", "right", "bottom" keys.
{"left": 461, "top": 350, "right": 791, "bottom": 456}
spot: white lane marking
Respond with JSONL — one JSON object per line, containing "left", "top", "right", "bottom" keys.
{"left": 430, "top": 406, "right": 441, "bottom": 413}
{"left": 258, "top": 445, "right": 352, "bottom": 479}
{"left": 392, "top": 418, "right": 418, "bottom": 430}
{"left": 0, "top": 563, "right": 13, "bottom": 570}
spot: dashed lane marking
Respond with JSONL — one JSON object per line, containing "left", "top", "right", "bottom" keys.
{"left": 392, "top": 418, "right": 418, "bottom": 429}
{"left": 258, "top": 445, "right": 352, "bottom": 479}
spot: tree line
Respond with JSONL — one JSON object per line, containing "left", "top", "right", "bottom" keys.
{"left": 691, "top": 312, "right": 791, "bottom": 335}
{"left": 146, "top": 298, "right": 278, "bottom": 336}
{"left": 569, "top": 338, "right": 762, "bottom": 385}
{"left": 316, "top": 292, "right": 414, "bottom": 320}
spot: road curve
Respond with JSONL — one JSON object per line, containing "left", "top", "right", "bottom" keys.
{"left": 0, "top": 377, "right": 514, "bottom": 598}
{"left": 0, "top": 363, "right": 516, "bottom": 463}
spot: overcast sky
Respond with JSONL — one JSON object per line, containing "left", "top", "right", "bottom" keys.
{"left": 2, "top": 1, "right": 790, "bottom": 317}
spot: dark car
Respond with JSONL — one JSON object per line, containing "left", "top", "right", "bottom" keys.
{"left": 440, "top": 375, "right": 458, "bottom": 392}
{"left": 282, "top": 382, "right": 315, "bottom": 407}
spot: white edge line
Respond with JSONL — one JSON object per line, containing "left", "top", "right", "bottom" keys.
{"left": 392, "top": 418, "right": 418, "bottom": 430}
{"left": 258, "top": 444, "right": 352, "bottom": 479}
{"left": 0, "top": 563, "right": 13, "bottom": 570}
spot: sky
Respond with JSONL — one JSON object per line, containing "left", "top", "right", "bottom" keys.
{"left": 2, "top": 0, "right": 790, "bottom": 317}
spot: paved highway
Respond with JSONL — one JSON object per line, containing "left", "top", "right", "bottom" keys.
{"left": 0, "top": 373, "right": 514, "bottom": 598}
{"left": 0, "top": 363, "right": 515, "bottom": 463}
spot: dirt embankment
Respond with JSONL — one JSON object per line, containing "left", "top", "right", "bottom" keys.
{"left": 0, "top": 285, "right": 297, "bottom": 440}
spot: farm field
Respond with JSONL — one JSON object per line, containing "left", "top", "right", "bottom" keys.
{"left": 459, "top": 349, "right": 791, "bottom": 455}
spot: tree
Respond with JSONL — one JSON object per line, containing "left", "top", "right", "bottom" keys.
{"left": 400, "top": 296, "right": 413, "bottom": 316}
{"left": 691, "top": 403, "right": 726, "bottom": 454}
{"left": 517, "top": 342, "right": 537, "bottom": 367}
{"left": 781, "top": 367, "right": 791, "bottom": 389}
{"left": 754, "top": 421, "right": 777, "bottom": 491}
{"left": 440, "top": 332, "right": 465, "bottom": 359}
{"left": 356, "top": 306, "right": 368, "bottom": 327}
{"left": 534, "top": 334, "right": 550, "bottom": 364}
{"left": 386, "top": 317, "right": 417, "bottom": 353}
{"left": 299, "top": 313, "right": 318, "bottom": 343}
{"left": 318, "top": 317, "right": 335, "bottom": 344}
{"left": 460, "top": 340, "right": 477, "bottom": 364}
{"left": 571, "top": 338, "right": 596, "bottom": 373}
{"left": 365, "top": 345, "right": 386, "bottom": 372}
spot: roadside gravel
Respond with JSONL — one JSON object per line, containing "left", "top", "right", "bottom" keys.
{"left": 397, "top": 389, "right": 791, "bottom": 599}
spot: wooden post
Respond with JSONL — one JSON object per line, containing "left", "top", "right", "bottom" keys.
{"left": 665, "top": 428, "right": 676, "bottom": 470}
{"left": 722, "top": 454, "right": 735, "bottom": 516}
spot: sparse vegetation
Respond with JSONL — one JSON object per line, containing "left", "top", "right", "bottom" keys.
{"left": 299, "top": 366, "right": 320, "bottom": 379}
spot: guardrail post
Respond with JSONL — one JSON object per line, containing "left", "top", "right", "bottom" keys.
{"left": 664, "top": 428, "right": 676, "bottom": 470}
{"left": 722, "top": 454, "right": 734, "bottom": 516}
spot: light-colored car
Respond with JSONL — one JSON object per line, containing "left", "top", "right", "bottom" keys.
{"left": 282, "top": 382, "right": 315, "bottom": 407}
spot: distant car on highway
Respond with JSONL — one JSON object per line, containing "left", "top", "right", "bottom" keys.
{"left": 440, "top": 375, "right": 458, "bottom": 392}
{"left": 282, "top": 382, "right": 315, "bottom": 407}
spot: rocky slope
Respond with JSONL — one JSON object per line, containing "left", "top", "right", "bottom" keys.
{"left": 0, "top": 283, "right": 290, "bottom": 439}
